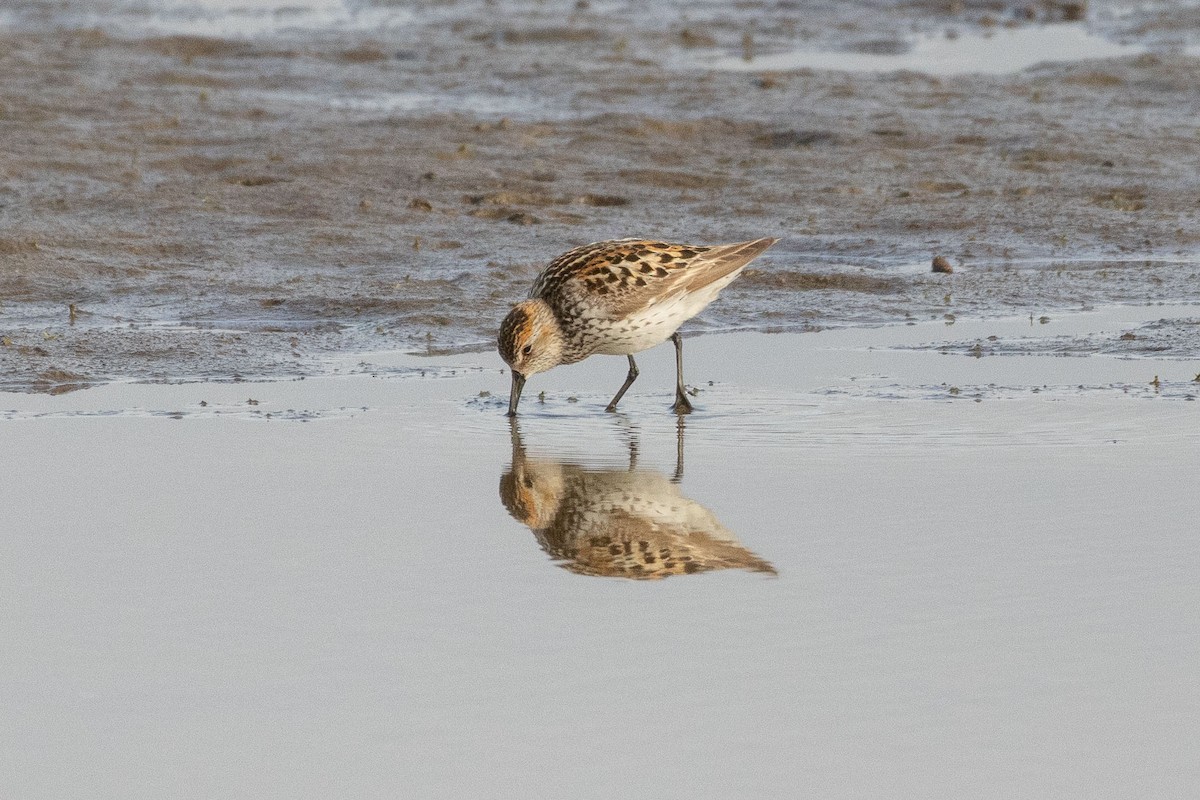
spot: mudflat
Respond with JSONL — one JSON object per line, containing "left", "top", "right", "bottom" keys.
{"left": 2, "top": 0, "right": 1199, "bottom": 389}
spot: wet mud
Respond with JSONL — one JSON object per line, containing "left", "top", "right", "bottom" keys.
{"left": 904, "top": 313, "right": 1200, "bottom": 359}
{"left": 1, "top": 0, "right": 1199, "bottom": 391}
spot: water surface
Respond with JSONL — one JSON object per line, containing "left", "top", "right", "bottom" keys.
{"left": 3, "top": 314, "right": 1198, "bottom": 797}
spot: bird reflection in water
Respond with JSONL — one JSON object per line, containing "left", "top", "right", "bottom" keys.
{"left": 500, "top": 419, "right": 776, "bottom": 579}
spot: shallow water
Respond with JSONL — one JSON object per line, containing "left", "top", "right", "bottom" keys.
{"left": 695, "top": 24, "right": 1151, "bottom": 76}
{"left": 3, "top": 312, "right": 1199, "bottom": 797}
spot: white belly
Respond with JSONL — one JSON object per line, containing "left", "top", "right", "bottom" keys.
{"left": 589, "top": 312, "right": 683, "bottom": 355}
{"left": 586, "top": 281, "right": 732, "bottom": 356}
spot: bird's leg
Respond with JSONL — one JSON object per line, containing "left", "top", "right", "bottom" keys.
{"left": 671, "top": 332, "right": 694, "bottom": 414}
{"left": 672, "top": 415, "right": 685, "bottom": 484}
{"left": 606, "top": 355, "right": 639, "bottom": 412}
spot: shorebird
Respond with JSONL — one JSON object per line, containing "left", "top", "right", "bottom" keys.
{"left": 500, "top": 421, "right": 776, "bottom": 579}
{"left": 497, "top": 237, "right": 778, "bottom": 415}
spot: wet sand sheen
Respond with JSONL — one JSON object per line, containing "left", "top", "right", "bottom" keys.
{"left": 3, "top": 318, "right": 1198, "bottom": 797}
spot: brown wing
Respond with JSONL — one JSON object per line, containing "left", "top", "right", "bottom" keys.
{"left": 531, "top": 237, "right": 777, "bottom": 316}
{"left": 547, "top": 509, "right": 778, "bottom": 580}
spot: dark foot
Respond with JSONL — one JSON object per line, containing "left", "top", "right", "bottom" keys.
{"left": 671, "top": 393, "right": 694, "bottom": 415}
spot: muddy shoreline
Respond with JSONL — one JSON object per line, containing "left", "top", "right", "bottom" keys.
{"left": 2, "top": 1, "right": 1199, "bottom": 392}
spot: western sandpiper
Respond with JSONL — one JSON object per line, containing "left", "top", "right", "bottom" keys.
{"left": 501, "top": 421, "right": 776, "bottom": 578}
{"left": 498, "top": 237, "right": 777, "bottom": 415}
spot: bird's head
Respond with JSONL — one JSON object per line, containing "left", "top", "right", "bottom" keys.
{"left": 499, "top": 456, "right": 565, "bottom": 531}
{"left": 498, "top": 300, "right": 566, "bottom": 415}
{"left": 498, "top": 299, "right": 565, "bottom": 378}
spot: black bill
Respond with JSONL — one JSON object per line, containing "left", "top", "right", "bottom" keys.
{"left": 507, "top": 371, "right": 526, "bottom": 417}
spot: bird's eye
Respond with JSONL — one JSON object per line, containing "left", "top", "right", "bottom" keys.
{"left": 521, "top": 344, "right": 533, "bottom": 355}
